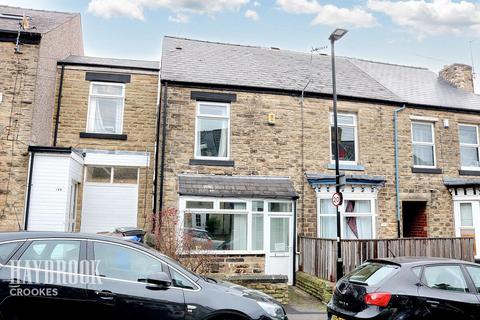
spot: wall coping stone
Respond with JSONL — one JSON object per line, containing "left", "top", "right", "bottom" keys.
{"left": 223, "top": 274, "right": 288, "bottom": 283}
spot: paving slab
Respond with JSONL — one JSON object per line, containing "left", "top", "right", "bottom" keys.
{"left": 285, "top": 286, "right": 327, "bottom": 320}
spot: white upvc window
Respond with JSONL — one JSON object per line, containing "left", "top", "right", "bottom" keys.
{"left": 180, "top": 197, "right": 293, "bottom": 254}
{"left": 317, "top": 196, "right": 376, "bottom": 240}
{"left": 87, "top": 82, "right": 125, "bottom": 134}
{"left": 459, "top": 124, "right": 480, "bottom": 170}
{"left": 411, "top": 121, "right": 436, "bottom": 168}
{"left": 195, "top": 102, "right": 230, "bottom": 160}
{"left": 330, "top": 113, "right": 358, "bottom": 165}
{"left": 84, "top": 166, "right": 139, "bottom": 185}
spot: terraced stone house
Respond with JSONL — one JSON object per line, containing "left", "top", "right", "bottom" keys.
{"left": 159, "top": 36, "right": 480, "bottom": 282}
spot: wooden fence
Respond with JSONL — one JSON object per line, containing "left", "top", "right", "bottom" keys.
{"left": 298, "top": 236, "right": 476, "bottom": 282}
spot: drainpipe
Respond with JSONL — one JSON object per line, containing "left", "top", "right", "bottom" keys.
{"left": 152, "top": 82, "right": 163, "bottom": 230}
{"left": 292, "top": 198, "right": 298, "bottom": 286}
{"left": 53, "top": 63, "right": 65, "bottom": 147}
{"left": 23, "top": 152, "right": 35, "bottom": 230}
{"left": 158, "top": 82, "right": 168, "bottom": 216}
{"left": 394, "top": 104, "right": 406, "bottom": 238}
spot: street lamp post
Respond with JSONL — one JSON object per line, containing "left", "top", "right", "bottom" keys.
{"left": 329, "top": 28, "right": 348, "bottom": 281}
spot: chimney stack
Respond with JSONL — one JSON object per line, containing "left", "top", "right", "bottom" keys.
{"left": 439, "top": 63, "right": 475, "bottom": 93}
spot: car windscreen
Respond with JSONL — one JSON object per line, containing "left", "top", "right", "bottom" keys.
{"left": 347, "top": 262, "right": 399, "bottom": 286}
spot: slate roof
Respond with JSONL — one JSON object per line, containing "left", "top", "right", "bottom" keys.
{"left": 161, "top": 36, "right": 480, "bottom": 111}
{"left": 178, "top": 174, "right": 298, "bottom": 199}
{"left": 60, "top": 55, "right": 160, "bottom": 71}
{"left": 0, "top": 5, "right": 78, "bottom": 34}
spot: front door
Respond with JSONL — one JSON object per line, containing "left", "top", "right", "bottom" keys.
{"left": 67, "top": 182, "right": 78, "bottom": 232}
{"left": 454, "top": 201, "right": 480, "bottom": 260}
{"left": 265, "top": 215, "right": 293, "bottom": 284}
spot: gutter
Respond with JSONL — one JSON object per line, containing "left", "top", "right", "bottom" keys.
{"left": 394, "top": 104, "right": 406, "bottom": 238}
{"left": 158, "top": 82, "right": 169, "bottom": 215}
{"left": 57, "top": 61, "right": 160, "bottom": 73}
{"left": 53, "top": 63, "right": 65, "bottom": 146}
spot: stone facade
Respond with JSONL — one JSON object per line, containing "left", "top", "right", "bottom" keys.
{"left": 222, "top": 274, "right": 289, "bottom": 304}
{"left": 296, "top": 272, "right": 333, "bottom": 303}
{"left": 0, "top": 16, "right": 83, "bottom": 231}
{"left": 206, "top": 254, "right": 264, "bottom": 275}
{"left": 53, "top": 66, "right": 159, "bottom": 231}
{"left": 161, "top": 84, "right": 480, "bottom": 242}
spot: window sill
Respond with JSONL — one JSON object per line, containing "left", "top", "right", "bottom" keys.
{"left": 459, "top": 169, "right": 480, "bottom": 176}
{"left": 79, "top": 132, "right": 127, "bottom": 140}
{"left": 189, "top": 159, "right": 235, "bottom": 167}
{"left": 411, "top": 167, "right": 442, "bottom": 174}
{"left": 327, "top": 163, "right": 365, "bottom": 171}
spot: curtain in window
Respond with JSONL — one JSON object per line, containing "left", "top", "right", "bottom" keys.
{"left": 412, "top": 123, "right": 432, "bottom": 142}
{"left": 92, "top": 97, "right": 122, "bottom": 133}
{"left": 252, "top": 214, "right": 264, "bottom": 250}
{"left": 319, "top": 199, "right": 336, "bottom": 238}
{"left": 270, "top": 218, "right": 289, "bottom": 252}
{"left": 232, "top": 214, "right": 247, "bottom": 250}
{"left": 344, "top": 217, "right": 372, "bottom": 239}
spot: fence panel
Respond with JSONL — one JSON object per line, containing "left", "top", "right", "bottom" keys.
{"left": 298, "top": 236, "right": 475, "bottom": 282}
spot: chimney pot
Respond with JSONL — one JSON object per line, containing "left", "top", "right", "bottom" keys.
{"left": 439, "top": 63, "right": 475, "bottom": 93}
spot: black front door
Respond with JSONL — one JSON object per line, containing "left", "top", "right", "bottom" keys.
{"left": 0, "top": 239, "right": 88, "bottom": 320}
{"left": 418, "top": 264, "right": 479, "bottom": 319}
{"left": 86, "top": 241, "right": 185, "bottom": 320}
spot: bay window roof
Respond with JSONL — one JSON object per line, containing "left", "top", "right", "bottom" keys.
{"left": 178, "top": 174, "right": 298, "bottom": 199}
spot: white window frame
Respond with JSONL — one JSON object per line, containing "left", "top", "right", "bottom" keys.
{"left": 317, "top": 193, "right": 376, "bottom": 239}
{"left": 411, "top": 121, "right": 436, "bottom": 168}
{"left": 329, "top": 113, "right": 358, "bottom": 165}
{"left": 84, "top": 166, "right": 139, "bottom": 186}
{"left": 194, "top": 101, "right": 230, "bottom": 160}
{"left": 459, "top": 124, "right": 480, "bottom": 171}
{"left": 86, "top": 82, "right": 126, "bottom": 134}
{"left": 179, "top": 197, "right": 293, "bottom": 254}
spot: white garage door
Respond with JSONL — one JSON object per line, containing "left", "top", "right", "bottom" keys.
{"left": 80, "top": 167, "right": 139, "bottom": 233}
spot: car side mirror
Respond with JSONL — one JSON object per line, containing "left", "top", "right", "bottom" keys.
{"left": 144, "top": 272, "right": 172, "bottom": 288}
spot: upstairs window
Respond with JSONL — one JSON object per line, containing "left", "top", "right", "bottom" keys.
{"left": 411, "top": 122, "right": 436, "bottom": 167}
{"left": 459, "top": 124, "right": 480, "bottom": 169}
{"left": 87, "top": 82, "right": 125, "bottom": 134}
{"left": 331, "top": 113, "right": 357, "bottom": 164}
{"left": 195, "top": 102, "right": 230, "bottom": 159}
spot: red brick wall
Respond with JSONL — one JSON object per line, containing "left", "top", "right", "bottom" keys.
{"left": 403, "top": 202, "right": 428, "bottom": 237}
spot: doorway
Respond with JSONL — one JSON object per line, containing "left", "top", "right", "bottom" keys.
{"left": 402, "top": 201, "right": 428, "bottom": 237}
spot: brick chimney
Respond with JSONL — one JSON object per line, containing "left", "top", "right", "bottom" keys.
{"left": 439, "top": 63, "right": 475, "bottom": 93}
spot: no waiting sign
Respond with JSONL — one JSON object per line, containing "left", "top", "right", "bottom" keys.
{"left": 332, "top": 192, "right": 343, "bottom": 207}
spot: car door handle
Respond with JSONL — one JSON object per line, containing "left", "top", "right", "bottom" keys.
{"left": 426, "top": 300, "right": 440, "bottom": 306}
{"left": 95, "top": 290, "right": 116, "bottom": 300}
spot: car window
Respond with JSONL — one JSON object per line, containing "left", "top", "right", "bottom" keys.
{"left": 170, "top": 267, "right": 195, "bottom": 289}
{"left": 16, "top": 240, "right": 80, "bottom": 273}
{"left": 347, "top": 262, "right": 398, "bottom": 286}
{"left": 0, "top": 242, "right": 22, "bottom": 263}
{"left": 412, "top": 267, "right": 422, "bottom": 279}
{"left": 93, "top": 242, "right": 164, "bottom": 282}
{"left": 465, "top": 266, "right": 480, "bottom": 292}
{"left": 423, "top": 265, "right": 468, "bottom": 292}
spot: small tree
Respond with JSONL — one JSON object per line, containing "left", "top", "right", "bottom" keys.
{"left": 151, "top": 208, "right": 218, "bottom": 274}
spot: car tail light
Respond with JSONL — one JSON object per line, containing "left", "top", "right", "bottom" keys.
{"left": 364, "top": 292, "right": 391, "bottom": 307}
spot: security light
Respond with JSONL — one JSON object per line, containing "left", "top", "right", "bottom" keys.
{"left": 329, "top": 28, "right": 348, "bottom": 41}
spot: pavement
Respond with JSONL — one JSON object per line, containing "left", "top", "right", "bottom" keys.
{"left": 284, "top": 286, "right": 328, "bottom": 320}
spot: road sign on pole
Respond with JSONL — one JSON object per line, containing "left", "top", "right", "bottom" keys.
{"left": 337, "top": 174, "right": 346, "bottom": 188}
{"left": 332, "top": 192, "right": 343, "bottom": 207}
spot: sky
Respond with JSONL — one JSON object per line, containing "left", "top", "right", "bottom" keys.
{"left": 2, "top": 0, "right": 479, "bottom": 93}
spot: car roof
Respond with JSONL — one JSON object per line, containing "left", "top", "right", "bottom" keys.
{"left": 0, "top": 231, "right": 132, "bottom": 245}
{"left": 368, "top": 256, "right": 478, "bottom": 267}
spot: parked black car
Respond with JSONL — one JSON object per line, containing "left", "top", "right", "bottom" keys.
{"left": 0, "top": 232, "right": 287, "bottom": 320}
{"left": 328, "top": 257, "right": 480, "bottom": 320}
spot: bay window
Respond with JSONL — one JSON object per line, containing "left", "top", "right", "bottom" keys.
{"left": 195, "top": 102, "right": 230, "bottom": 159}
{"left": 87, "top": 82, "right": 125, "bottom": 134}
{"left": 318, "top": 197, "right": 375, "bottom": 239}
{"left": 411, "top": 122, "right": 436, "bottom": 167}
{"left": 330, "top": 113, "right": 358, "bottom": 164}
{"left": 459, "top": 124, "right": 480, "bottom": 169}
{"left": 181, "top": 198, "right": 293, "bottom": 252}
